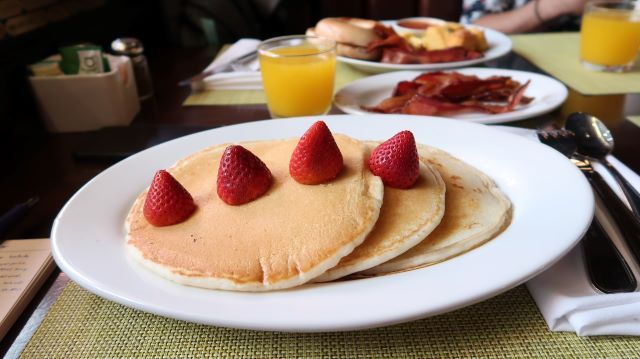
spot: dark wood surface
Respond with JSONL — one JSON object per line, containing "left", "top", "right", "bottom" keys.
{"left": 2, "top": 46, "right": 640, "bottom": 357}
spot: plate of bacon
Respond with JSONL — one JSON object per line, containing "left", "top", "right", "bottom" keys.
{"left": 334, "top": 68, "right": 568, "bottom": 124}
{"left": 307, "top": 18, "right": 512, "bottom": 73}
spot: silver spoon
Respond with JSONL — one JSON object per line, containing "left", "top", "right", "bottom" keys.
{"left": 566, "top": 112, "right": 640, "bottom": 218}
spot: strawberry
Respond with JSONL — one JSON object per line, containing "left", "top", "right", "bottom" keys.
{"left": 289, "top": 121, "right": 344, "bottom": 184}
{"left": 369, "top": 130, "right": 419, "bottom": 189}
{"left": 143, "top": 170, "right": 196, "bottom": 226}
{"left": 217, "top": 145, "right": 273, "bottom": 205}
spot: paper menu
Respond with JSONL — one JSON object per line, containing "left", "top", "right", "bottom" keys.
{"left": 0, "top": 238, "right": 55, "bottom": 341}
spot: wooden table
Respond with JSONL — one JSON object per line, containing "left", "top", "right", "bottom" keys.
{"left": 2, "top": 47, "right": 640, "bottom": 357}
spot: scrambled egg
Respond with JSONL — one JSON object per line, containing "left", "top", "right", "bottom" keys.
{"left": 402, "top": 22, "right": 489, "bottom": 52}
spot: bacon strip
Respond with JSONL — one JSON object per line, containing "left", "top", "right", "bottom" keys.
{"left": 402, "top": 95, "right": 474, "bottom": 115}
{"left": 363, "top": 93, "right": 415, "bottom": 113}
{"left": 362, "top": 24, "right": 483, "bottom": 64}
{"left": 363, "top": 72, "right": 534, "bottom": 116}
{"left": 393, "top": 81, "right": 421, "bottom": 96}
{"left": 367, "top": 34, "right": 412, "bottom": 53}
{"left": 380, "top": 47, "right": 482, "bottom": 64}
{"left": 439, "top": 78, "right": 509, "bottom": 101}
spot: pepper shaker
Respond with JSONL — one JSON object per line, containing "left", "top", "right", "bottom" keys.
{"left": 111, "top": 38, "right": 153, "bottom": 100}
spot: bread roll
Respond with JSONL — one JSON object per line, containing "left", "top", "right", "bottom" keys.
{"left": 311, "top": 17, "right": 382, "bottom": 60}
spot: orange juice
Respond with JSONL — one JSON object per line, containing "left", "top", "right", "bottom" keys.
{"left": 259, "top": 42, "right": 336, "bottom": 118}
{"left": 581, "top": 9, "right": 640, "bottom": 68}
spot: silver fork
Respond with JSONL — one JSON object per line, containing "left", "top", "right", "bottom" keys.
{"left": 538, "top": 128, "right": 637, "bottom": 293}
{"left": 178, "top": 50, "right": 258, "bottom": 90}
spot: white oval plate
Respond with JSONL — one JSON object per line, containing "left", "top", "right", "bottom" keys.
{"left": 334, "top": 68, "right": 568, "bottom": 124}
{"left": 338, "top": 21, "right": 512, "bottom": 73}
{"left": 51, "top": 115, "right": 592, "bottom": 332}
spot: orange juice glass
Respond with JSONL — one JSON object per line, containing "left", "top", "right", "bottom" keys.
{"left": 258, "top": 36, "right": 336, "bottom": 118}
{"left": 580, "top": 0, "right": 640, "bottom": 72}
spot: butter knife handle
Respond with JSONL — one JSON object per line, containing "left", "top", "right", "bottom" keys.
{"left": 586, "top": 170, "right": 640, "bottom": 264}
{"left": 582, "top": 218, "right": 636, "bottom": 293}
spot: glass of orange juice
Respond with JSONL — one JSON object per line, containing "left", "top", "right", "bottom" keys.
{"left": 258, "top": 35, "right": 337, "bottom": 118}
{"left": 580, "top": 0, "right": 640, "bottom": 72}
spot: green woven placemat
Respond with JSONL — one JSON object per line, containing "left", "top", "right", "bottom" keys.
{"left": 20, "top": 283, "right": 640, "bottom": 358}
{"left": 183, "top": 62, "right": 370, "bottom": 106}
{"left": 510, "top": 32, "right": 640, "bottom": 96}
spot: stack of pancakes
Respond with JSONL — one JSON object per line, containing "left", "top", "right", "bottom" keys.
{"left": 126, "top": 134, "right": 512, "bottom": 291}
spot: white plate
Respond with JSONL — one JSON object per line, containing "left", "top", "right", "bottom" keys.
{"left": 338, "top": 21, "right": 512, "bottom": 73}
{"left": 51, "top": 115, "right": 593, "bottom": 332}
{"left": 334, "top": 68, "right": 568, "bottom": 124}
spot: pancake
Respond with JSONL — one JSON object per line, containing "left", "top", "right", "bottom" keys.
{"left": 316, "top": 142, "right": 446, "bottom": 282}
{"left": 363, "top": 144, "right": 512, "bottom": 275}
{"left": 126, "top": 135, "right": 384, "bottom": 291}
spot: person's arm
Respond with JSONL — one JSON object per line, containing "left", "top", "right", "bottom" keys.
{"left": 472, "top": 0, "right": 588, "bottom": 34}
{"left": 472, "top": 1, "right": 542, "bottom": 34}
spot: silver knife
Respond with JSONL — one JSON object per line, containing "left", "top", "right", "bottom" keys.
{"left": 572, "top": 153, "right": 640, "bottom": 274}
{"left": 583, "top": 216, "right": 637, "bottom": 293}
{"left": 538, "top": 129, "right": 637, "bottom": 293}
{"left": 178, "top": 50, "right": 258, "bottom": 90}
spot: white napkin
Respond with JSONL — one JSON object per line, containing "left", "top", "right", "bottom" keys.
{"left": 200, "top": 38, "right": 262, "bottom": 91}
{"left": 497, "top": 126, "right": 640, "bottom": 336}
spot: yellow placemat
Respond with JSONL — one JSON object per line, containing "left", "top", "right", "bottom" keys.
{"left": 20, "top": 283, "right": 640, "bottom": 358}
{"left": 628, "top": 116, "right": 640, "bottom": 128}
{"left": 510, "top": 32, "right": 640, "bottom": 95}
{"left": 183, "top": 62, "right": 370, "bottom": 106}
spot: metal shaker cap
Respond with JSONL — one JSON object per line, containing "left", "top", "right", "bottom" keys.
{"left": 111, "top": 38, "right": 144, "bottom": 56}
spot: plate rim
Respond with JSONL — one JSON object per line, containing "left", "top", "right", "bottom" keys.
{"left": 51, "top": 115, "right": 593, "bottom": 332}
{"left": 333, "top": 67, "right": 568, "bottom": 124}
